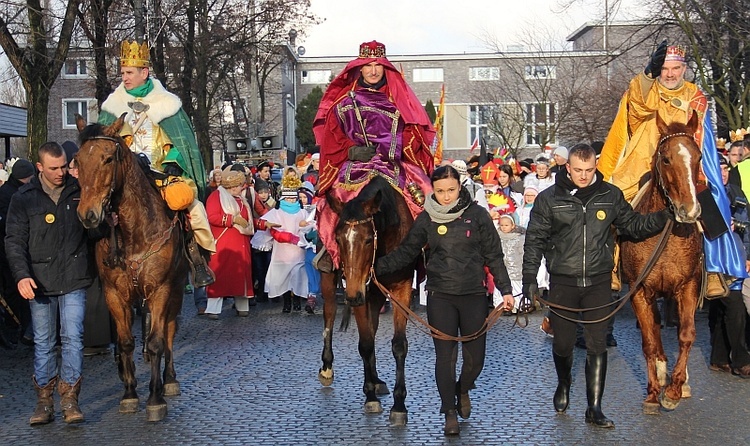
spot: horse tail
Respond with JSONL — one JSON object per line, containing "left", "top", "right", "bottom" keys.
{"left": 339, "top": 302, "right": 351, "bottom": 332}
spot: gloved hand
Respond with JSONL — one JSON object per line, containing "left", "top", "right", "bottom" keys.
{"left": 347, "top": 145, "right": 377, "bottom": 162}
{"left": 520, "top": 282, "right": 539, "bottom": 314}
{"left": 297, "top": 239, "right": 313, "bottom": 249}
{"left": 644, "top": 39, "right": 668, "bottom": 78}
{"left": 233, "top": 215, "right": 249, "bottom": 228}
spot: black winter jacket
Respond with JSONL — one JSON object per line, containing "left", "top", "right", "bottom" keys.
{"left": 0, "top": 176, "right": 25, "bottom": 260}
{"left": 4, "top": 174, "right": 92, "bottom": 296}
{"left": 522, "top": 171, "right": 668, "bottom": 287}
{"left": 376, "top": 198, "right": 512, "bottom": 297}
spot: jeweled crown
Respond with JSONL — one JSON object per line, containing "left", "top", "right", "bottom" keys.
{"left": 120, "top": 40, "right": 150, "bottom": 68}
{"left": 359, "top": 41, "right": 386, "bottom": 59}
{"left": 730, "top": 127, "right": 749, "bottom": 142}
{"left": 664, "top": 45, "right": 686, "bottom": 63}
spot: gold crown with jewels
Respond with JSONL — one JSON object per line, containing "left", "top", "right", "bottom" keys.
{"left": 120, "top": 40, "right": 150, "bottom": 68}
{"left": 359, "top": 41, "right": 386, "bottom": 59}
{"left": 664, "top": 45, "right": 686, "bottom": 62}
{"left": 730, "top": 127, "right": 749, "bottom": 142}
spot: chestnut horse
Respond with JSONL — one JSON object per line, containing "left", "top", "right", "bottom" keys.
{"left": 620, "top": 113, "right": 703, "bottom": 414}
{"left": 318, "top": 176, "right": 416, "bottom": 425}
{"left": 75, "top": 114, "right": 188, "bottom": 422}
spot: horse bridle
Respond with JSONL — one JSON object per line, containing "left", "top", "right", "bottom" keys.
{"left": 342, "top": 216, "right": 378, "bottom": 285}
{"left": 655, "top": 132, "right": 694, "bottom": 213}
{"left": 84, "top": 135, "right": 124, "bottom": 215}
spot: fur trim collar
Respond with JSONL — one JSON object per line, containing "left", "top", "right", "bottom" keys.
{"left": 100, "top": 78, "right": 182, "bottom": 124}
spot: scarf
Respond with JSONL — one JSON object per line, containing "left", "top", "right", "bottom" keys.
{"left": 557, "top": 170, "right": 602, "bottom": 203}
{"left": 423, "top": 187, "right": 472, "bottom": 224}
{"left": 280, "top": 200, "right": 301, "bottom": 214}
{"left": 218, "top": 185, "right": 253, "bottom": 235}
{"left": 125, "top": 78, "right": 154, "bottom": 98}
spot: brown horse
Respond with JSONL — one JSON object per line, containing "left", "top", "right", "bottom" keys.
{"left": 74, "top": 114, "right": 188, "bottom": 422}
{"left": 620, "top": 112, "right": 703, "bottom": 414}
{"left": 318, "top": 176, "right": 416, "bottom": 425}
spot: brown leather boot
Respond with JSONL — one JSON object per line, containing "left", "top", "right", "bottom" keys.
{"left": 29, "top": 376, "right": 56, "bottom": 426}
{"left": 58, "top": 378, "right": 85, "bottom": 424}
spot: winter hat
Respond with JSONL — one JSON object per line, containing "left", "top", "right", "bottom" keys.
{"left": 498, "top": 213, "right": 516, "bottom": 225}
{"left": 222, "top": 170, "right": 245, "bottom": 188}
{"left": 535, "top": 157, "right": 550, "bottom": 166}
{"left": 451, "top": 160, "right": 469, "bottom": 182}
{"left": 300, "top": 181, "right": 315, "bottom": 194}
{"left": 310, "top": 153, "right": 320, "bottom": 161}
{"left": 11, "top": 159, "right": 35, "bottom": 180}
{"left": 254, "top": 177, "right": 270, "bottom": 192}
{"left": 718, "top": 154, "right": 729, "bottom": 167}
{"left": 552, "top": 146, "right": 569, "bottom": 160}
{"left": 280, "top": 176, "right": 302, "bottom": 199}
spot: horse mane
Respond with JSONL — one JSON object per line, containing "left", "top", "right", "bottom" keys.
{"left": 78, "top": 122, "right": 108, "bottom": 143}
{"left": 340, "top": 176, "right": 401, "bottom": 229}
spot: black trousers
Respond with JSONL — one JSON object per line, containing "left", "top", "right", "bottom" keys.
{"left": 549, "top": 281, "right": 611, "bottom": 356}
{"left": 427, "top": 291, "right": 488, "bottom": 413}
{"left": 709, "top": 290, "right": 750, "bottom": 368}
{"left": 251, "top": 249, "right": 272, "bottom": 298}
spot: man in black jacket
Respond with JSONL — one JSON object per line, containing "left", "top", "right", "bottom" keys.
{"left": 5, "top": 142, "right": 92, "bottom": 426}
{"left": 522, "top": 144, "right": 670, "bottom": 428}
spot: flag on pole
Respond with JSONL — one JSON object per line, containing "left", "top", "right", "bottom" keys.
{"left": 469, "top": 136, "right": 479, "bottom": 153}
{"left": 433, "top": 84, "right": 445, "bottom": 165}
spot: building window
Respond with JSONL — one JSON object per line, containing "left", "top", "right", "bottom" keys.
{"left": 469, "top": 67, "right": 499, "bottom": 81}
{"left": 62, "top": 59, "right": 88, "bottom": 78}
{"left": 413, "top": 68, "right": 443, "bottom": 83}
{"left": 62, "top": 99, "right": 94, "bottom": 129}
{"left": 469, "top": 105, "right": 494, "bottom": 147}
{"left": 301, "top": 70, "right": 331, "bottom": 84}
{"left": 525, "top": 65, "right": 556, "bottom": 80}
{"left": 525, "top": 103, "right": 556, "bottom": 145}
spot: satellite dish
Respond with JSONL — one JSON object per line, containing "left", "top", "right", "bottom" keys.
{"left": 297, "top": 46, "right": 306, "bottom": 56}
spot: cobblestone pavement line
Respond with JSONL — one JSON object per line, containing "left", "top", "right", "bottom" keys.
{"left": 1, "top": 295, "right": 750, "bottom": 445}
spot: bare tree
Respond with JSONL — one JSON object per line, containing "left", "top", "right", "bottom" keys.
{"left": 0, "top": 0, "right": 80, "bottom": 160}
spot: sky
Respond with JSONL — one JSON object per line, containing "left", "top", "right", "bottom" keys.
{"left": 300, "top": 0, "right": 642, "bottom": 57}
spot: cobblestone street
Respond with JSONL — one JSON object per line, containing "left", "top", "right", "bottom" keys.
{"left": 1, "top": 293, "right": 750, "bottom": 445}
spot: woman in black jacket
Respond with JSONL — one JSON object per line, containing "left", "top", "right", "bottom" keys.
{"left": 376, "top": 165, "right": 514, "bottom": 436}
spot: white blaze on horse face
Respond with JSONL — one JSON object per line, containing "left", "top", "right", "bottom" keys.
{"left": 677, "top": 142, "right": 700, "bottom": 220}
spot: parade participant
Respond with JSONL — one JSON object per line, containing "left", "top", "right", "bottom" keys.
{"left": 313, "top": 40, "right": 435, "bottom": 271}
{"left": 375, "top": 165, "right": 514, "bottom": 436}
{"left": 522, "top": 144, "right": 671, "bottom": 428}
{"left": 598, "top": 40, "right": 747, "bottom": 295}
{"left": 98, "top": 40, "right": 215, "bottom": 288}
{"left": 263, "top": 176, "right": 313, "bottom": 313}
{"left": 256, "top": 161, "right": 279, "bottom": 202}
{"left": 549, "top": 146, "right": 568, "bottom": 176}
{"left": 249, "top": 178, "right": 278, "bottom": 303}
{"left": 5, "top": 143, "right": 93, "bottom": 425}
{"left": 523, "top": 157, "right": 554, "bottom": 192}
{"left": 301, "top": 152, "right": 320, "bottom": 186}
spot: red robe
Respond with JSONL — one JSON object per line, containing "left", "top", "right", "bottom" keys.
{"left": 205, "top": 190, "right": 253, "bottom": 298}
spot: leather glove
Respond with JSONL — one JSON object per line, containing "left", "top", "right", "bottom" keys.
{"left": 233, "top": 215, "right": 249, "bottom": 228}
{"left": 644, "top": 39, "right": 668, "bottom": 78}
{"left": 520, "top": 282, "right": 539, "bottom": 314}
{"left": 347, "top": 145, "right": 377, "bottom": 162}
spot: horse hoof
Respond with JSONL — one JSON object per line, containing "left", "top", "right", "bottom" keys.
{"left": 119, "top": 398, "right": 139, "bottom": 413}
{"left": 642, "top": 402, "right": 660, "bottom": 415}
{"left": 375, "top": 383, "right": 390, "bottom": 395}
{"left": 146, "top": 404, "right": 168, "bottom": 422}
{"left": 389, "top": 411, "right": 408, "bottom": 426}
{"left": 318, "top": 369, "right": 334, "bottom": 387}
{"left": 364, "top": 401, "right": 383, "bottom": 414}
{"left": 681, "top": 383, "right": 692, "bottom": 398}
{"left": 163, "top": 382, "right": 181, "bottom": 397}
{"left": 659, "top": 393, "right": 680, "bottom": 411}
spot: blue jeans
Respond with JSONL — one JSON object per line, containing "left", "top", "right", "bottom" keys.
{"left": 193, "top": 285, "right": 207, "bottom": 311}
{"left": 29, "top": 289, "right": 86, "bottom": 386}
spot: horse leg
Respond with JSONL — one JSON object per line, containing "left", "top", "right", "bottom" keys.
{"left": 367, "top": 288, "right": 389, "bottom": 396}
{"left": 107, "top": 293, "right": 139, "bottom": 413}
{"left": 631, "top": 292, "right": 662, "bottom": 414}
{"left": 661, "top": 285, "right": 698, "bottom": 410}
{"left": 318, "top": 271, "right": 337, "bottom": 387}
{"left": 352, "top": 304, "right": 382, "bottom": 414}
{"left": 388, "top": 281, "right": 411, "bottom": 426}
{"left": 162, "top": 288, "right": 182, "bottom": 397}
{"left": 145, "top": 295, "right": 168, "bottom": 422}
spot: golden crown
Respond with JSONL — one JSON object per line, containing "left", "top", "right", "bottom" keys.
{"left": 120, "top": 40, "right": 150, "bottom": 68}
{"left": 359, "top": 41, "right": 386, "bottom": 59}
{"left": 730, "top": 127, "right": 750, "bottom": 142}
{"left": 281, "top": 175, "right": 302, "bottom": 191}
{"left": 716, "top": 137, "right": 727, "bottom": 149}
{"left": 664, "top": 45, "right": 686, "bottom": 62}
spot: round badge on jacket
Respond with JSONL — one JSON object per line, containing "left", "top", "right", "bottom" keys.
{"left": 45, "top": 213, "right": 55, "bottom": 224}
{"left": 596, "top": 210, "right": 606, "bottom": 220}
{"left": 437, "top": 225, "right": 447, "bottom": 235}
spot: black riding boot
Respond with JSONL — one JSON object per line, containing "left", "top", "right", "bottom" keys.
{"left": 292, "top": 295, "right": 302, "bottom": 312}
{"left": 553, "top": 352, "right": 573, "bottom": 413}
{"left": 141, "top": 301, "right": 151, "bottom": 358}
{"left": 186, "top": 237, "right": 215, "bottom": 288}
{"left": 282, "top": 293, "right": 292, "bottom": 313}
{"left": 585, "top": 352, "right": 615, "bottom": 428}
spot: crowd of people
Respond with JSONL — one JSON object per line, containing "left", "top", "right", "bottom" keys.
{"left": 3, "top": 37, "right": 750, "bottom": 438}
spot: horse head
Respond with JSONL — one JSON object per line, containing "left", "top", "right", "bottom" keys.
{"left": 75, "top": 113, "right": 131, "bottom": 229}
{"left": 654, "top": 112, "right": 702, "bottom": 223}
{"left": 328, "top": 185, "right": 383, "bottom": 306}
